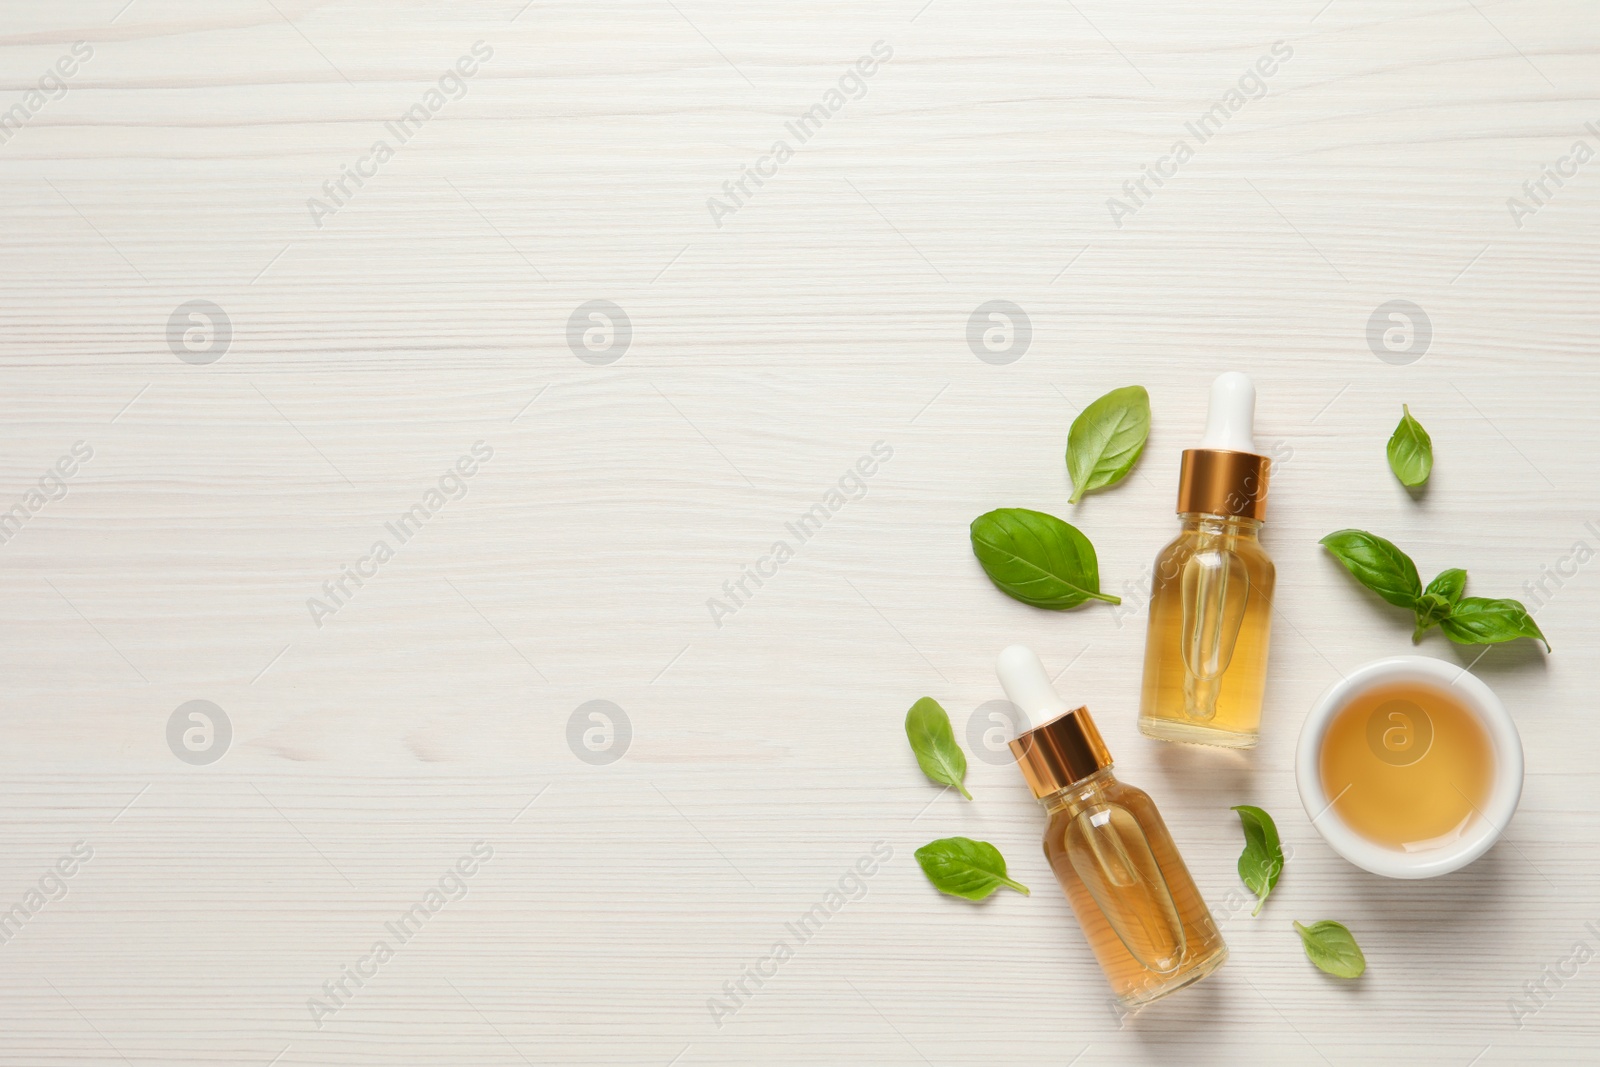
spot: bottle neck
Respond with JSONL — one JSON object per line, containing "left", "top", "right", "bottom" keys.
{"left": 1038, "top": 767, "right": 1119, "bottom": 815}
{"left": 1178, "top": 512, "right": 1263, "bottom": 538}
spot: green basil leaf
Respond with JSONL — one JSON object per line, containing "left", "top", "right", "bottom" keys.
{"left": 1386, "top": 405, "right": 1433, "bottom": 487}
{"left": 914, "top": 837, "right": 1029, "bottom": 901}
{"left": 1319, "top": 529, "right": 1422, "bottom": 609}
{"left": 1231, "top": 805, "right": 1284, "bottom": 916}
{"left": 1412, "top": 592, "right": 1453, "bottom": 642}
{"left": 1424, "top": 567, "right": 1467, "bottom": 605}
{"left": 1412, "top": 568, "right": 1467, "bottom": 641}
{"left": 904, "top": 697, "right": 972, "bottom": 800}
{"left": 970, "top": 508, "right": 1121, "bottom": 609}
{"left": 1067, "top": 385, "right": 1150, "bottom": 504}
{"left": 1440, "top": 597, "right": 1550, "bottom": 652}
{"left": 1294, "top": 920, "right": 1366, "bottom": 978}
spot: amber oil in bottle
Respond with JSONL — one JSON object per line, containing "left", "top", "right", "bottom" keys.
{"left": 1139, "top": 373, "right": 1277, "bottom": 748}
{"left": 1000, "top": 646, "right": 1227, "bottom": 1007}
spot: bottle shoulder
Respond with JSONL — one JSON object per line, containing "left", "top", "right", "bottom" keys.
{"left": 1043, "top": 773, "right": 1160, "bottom": 822}
{"left": 1153, "top": 524, "right": 1276, "bottom": 570}
{"left": 1100, "top": 776, "right": 1158, "bottom": 811}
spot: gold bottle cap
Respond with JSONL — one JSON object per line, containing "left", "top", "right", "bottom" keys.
{"left": 1179, "top": 374, "right": 1270, "bottom": 520}
{"left": 1177, "top": 448, "right": 1270, "bottom": 521}
{"left": 1008, "top": 706, "right": 1114, "bottom": 798}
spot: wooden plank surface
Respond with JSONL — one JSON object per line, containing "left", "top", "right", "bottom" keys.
{"left": 1, "top": 1, "right": 1597, "bottom": 1063}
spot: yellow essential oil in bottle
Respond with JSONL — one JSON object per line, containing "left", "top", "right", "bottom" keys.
{"left": 1139, "top": 373, "right": 1276, "bottom": 749}
{"left": 1000, "top": 646, "right": 1228, "bottom": 1007}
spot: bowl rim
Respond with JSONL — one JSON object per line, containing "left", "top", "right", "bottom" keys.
{"left": 1295, "top": 654, "right": 1524, "bottom": 880}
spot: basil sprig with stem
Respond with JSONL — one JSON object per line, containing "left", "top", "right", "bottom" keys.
{"left": 904, "top": 697, "right": 971, "bottom": 800}
{"left": 1231, "top": 805, "right": 1284, "bottom": 916}
{"left": 1412, "top": 567, "right": 1465, "bottom": 640}
{"left": 1319, "top": 530, "right": 1549, "bottom": 650}
{"left": 1294, "top": 920, "right": 1366, "bottom": 978}
{"left": 914, "top": 837, "right": 1029, "bottom": 901}
{"left": 970, "top": 508, "right": 1120, "bottom": 610}
{"left": 1067, "top": 386, "right": 1150, "bottom": 503}
{"left": 1386, "top": 405, "right": 1433, "bottom": 487}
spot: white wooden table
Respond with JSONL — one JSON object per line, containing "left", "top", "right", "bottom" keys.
{"left": 2, "top": 2, "right": 1597, "bottom": 1063}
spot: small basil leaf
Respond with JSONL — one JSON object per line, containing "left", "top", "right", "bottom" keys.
{"left": 1319, "top": 529, "right": 1422, "bottom": 609}
{"left": 1412, "top": 568, "right": 1467, "bottom": 641}
{"left": 1440, "top": 597, "right": 1550, "bottom": 652}
{"left": 1424, "top": 567, "right": 1467, "bottom": 606}
{"left": 1412, "top": 592, "right": 1453, "bottom": 642}
{"left": 1386, "top": 405, "right": 1433, "bottom": 487}
{"left": 904, "top": 697, "right": 972, "bottom": 800}
{"left": 970, "top": 508, "right": 1121, "bottom": 609}
{"left": 1231, "top": 805, "right": 1284, "bottom": 916}
{"left": 914, "top": 837, "right": 1029, "bottom": 901}
{"left": 1294, "top": 920, "right": 1366, "bottom": 978}
{"left": 1067, "top": 385, "right": 1150, "bottom": 504}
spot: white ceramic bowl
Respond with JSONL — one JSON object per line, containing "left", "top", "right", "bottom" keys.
{"left": 1295, "top": 655, "right": 1524, "bottom": 880}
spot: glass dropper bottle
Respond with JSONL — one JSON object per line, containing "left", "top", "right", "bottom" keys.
{"left": 1138, "top": 372, "right": 1277, "bottom": 748}
{"left": 999, "top": 645, "right": 1228, "bottom": 1007}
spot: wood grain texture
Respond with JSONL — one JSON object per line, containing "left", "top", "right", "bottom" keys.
{"left": 1, "top": 0, "right": 1597, "bottom": 1063}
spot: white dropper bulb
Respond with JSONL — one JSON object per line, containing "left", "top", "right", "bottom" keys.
{"left": 996, "top": 645, "right": 1070, "bottom": 729}
{"left": 1196, "top": 371, "right": 1259, "bottom": 454}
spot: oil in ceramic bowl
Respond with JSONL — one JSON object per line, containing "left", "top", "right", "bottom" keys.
{"left": 1317, "top": 680, "right": 1495, "bottom": 851}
